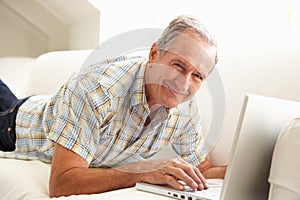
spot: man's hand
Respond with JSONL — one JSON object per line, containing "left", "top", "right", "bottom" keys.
{"left": 197, "top": 158, "right": 227, "bottom": 179}
{"left": 116, "top": 158, "right": 208, "bottom": 191}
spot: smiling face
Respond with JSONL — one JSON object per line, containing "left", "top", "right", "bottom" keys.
{"left": 145, "top": 31, "right": 216, "bottom": 109}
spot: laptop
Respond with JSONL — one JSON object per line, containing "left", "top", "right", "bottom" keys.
{"left": 136, "top": 93, "right": 300, "bottom": 200}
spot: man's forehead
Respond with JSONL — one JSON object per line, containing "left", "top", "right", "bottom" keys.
{"left": 160, "top": 32, "right": 215, "bottom": 75}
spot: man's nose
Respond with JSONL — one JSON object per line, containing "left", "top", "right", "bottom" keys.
{"left": 174, "top": 74, "right": 190, "bottom": 91}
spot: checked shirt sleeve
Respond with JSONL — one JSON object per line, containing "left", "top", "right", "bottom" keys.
{"left": 47, "top": 75, "right": 107, "bottom": 164}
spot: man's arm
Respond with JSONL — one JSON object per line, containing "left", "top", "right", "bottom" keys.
{"left": 49, "top": 143, "right": 138, "bottom": 197}
{"left": 197, "top": 157, "right": 227, "bottom": 179}
{"left": 50, "top": 143, "right": 208, "bottom": 197}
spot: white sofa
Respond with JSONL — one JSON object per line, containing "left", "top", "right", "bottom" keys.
{"left": 268, "top": 117, "right": 300, "bottom": 199}
{"left": 0, "top": 43, "right": 300, "bottom": 199}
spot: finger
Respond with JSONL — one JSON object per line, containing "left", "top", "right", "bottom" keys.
{"left": 173, "top": 161, "right": 202, "bottom": 185}
{"left": 168, "top": 167, "right": 199, "bottom": 190}
{"left": 194, "top": 167, "right": 208, "bottom": 190}
{"left": 165, "top": 174, "right": 185, "bottom": 191}
{"left": 173, "top": 159, "right": 208, "bottom": 190}
{"left": 177, "top": 157, "right": 189, "bottom": 164}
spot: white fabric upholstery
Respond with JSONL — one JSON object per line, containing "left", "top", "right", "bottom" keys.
{"left": 26, "top": 50, "right": 92, "bottom": 96}
{"left": 52, "top": 188, "right": 171, "bottom": 200}
{"left": 209, "top": 45, "right": 300, "bottom": 165}
{"left": 268, "top": 117, "right": 300, "bottom": 200}
{"left": 0, "top": 159, "right": 170, "bottom": 200}
{"left": 0, "top": 57, "right": 35, "bottom": 98}
{"left": 0, "top": 159, "right": 50, "bottom": 200}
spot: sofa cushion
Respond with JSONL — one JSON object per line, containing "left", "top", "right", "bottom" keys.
{"left": 268, "top": 117, "right": 300, "bottom": 199}
{"left": 209, "top": 44, "right": 300, "bottom": 165}
{"left": 0, "top": 158, "right": 50, "bottom": 200}
{"left": 0, "top": 57, "right": 35, "bottom": 98}
{"left": 26, "top": 50, "right": 92, "bottom": 96}
{"left": 0, "top": 157, "right": 172, "bottom": 200}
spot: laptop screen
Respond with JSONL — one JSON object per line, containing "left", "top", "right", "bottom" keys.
{"left": 221, "top": 94, "right": 300, "bottom": 200}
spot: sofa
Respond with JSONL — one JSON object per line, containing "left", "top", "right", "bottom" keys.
{"left": 0, "top": 43, "right": 299, "bottom": 199}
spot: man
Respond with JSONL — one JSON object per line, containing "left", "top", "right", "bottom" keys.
{"left": 0, "top": 15, "right": 226, "bottom": 197}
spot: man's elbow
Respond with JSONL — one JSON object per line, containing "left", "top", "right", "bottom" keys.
{"left": 49, "top": 185, "right": 61, "bottom": 198}
{"left": 49, "top": 171, "right": 75, "bottom": 198}
{"left": 49, "top": 176, "right": 66, "bottom": 198}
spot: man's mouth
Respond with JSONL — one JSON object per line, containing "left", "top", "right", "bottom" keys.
{"left": 164, "top": 80, "right": 189, "bottom": 96}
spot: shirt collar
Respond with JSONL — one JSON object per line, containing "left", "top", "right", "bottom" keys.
{"left": 129, "top": 59, "right": 148, "bottom": 108}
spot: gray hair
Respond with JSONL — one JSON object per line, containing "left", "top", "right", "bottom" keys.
{"left": 156, "top": 15, "right": 218, "bottom": 64}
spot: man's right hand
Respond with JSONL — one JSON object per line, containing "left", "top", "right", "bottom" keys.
{"left": 115, "top": 158, "right": 208, "bottom": 191}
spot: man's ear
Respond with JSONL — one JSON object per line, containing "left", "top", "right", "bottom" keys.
{"left": 148, "top": 43, "right": 159, "bottom": 63}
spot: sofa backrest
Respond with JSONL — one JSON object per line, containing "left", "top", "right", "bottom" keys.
{"left": 0, "top": 56, "right": 35, "bottom": 98}
{"left": 210, "top": 44, "right": 300, "bottom": 165}
{"left": 26, "top": 49, "right": 92, "bottom": 96}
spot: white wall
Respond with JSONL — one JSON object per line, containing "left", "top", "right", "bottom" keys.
{"left": 0, "top": 2, "right": 48, "bottom": 57}
{"left": 89, "top": 0, "right": 300, "bottom": 52}
{"left": 0, "top": 0, "right": 69, "bottom": 57}
{"left": 0, "top": 0, "right": 100, "bottom": 58}
{"left": 69, "top": 13, "right": 100, "bottom": 50}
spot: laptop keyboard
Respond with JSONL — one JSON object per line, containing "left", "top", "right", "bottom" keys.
{"left": 193, "top": 187, "right": 221, "bottom": 200}
{"left": 135, "top": 179, "right": 223, "bottom": 200}
{"left": 182, "top": 179, "right": 222, "bottom": 200}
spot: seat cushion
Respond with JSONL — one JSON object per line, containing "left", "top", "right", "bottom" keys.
{"left": 0, "top": 158, "right": 50, "bottom": 200}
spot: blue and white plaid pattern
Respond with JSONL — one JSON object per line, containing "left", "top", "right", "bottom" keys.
{"left": 0, "top": 56, "right": 206, "bottom": 167}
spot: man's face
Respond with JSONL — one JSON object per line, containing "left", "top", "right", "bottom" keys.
{"left": 145, "top": 32, "right": 216, "bottom": 109}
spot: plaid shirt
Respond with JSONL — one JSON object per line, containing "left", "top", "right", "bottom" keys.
{"left": 0, "top": 56, "right": 206, "bottom": 167}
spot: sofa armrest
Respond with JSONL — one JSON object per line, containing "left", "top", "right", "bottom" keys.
{"left": 268, "top": 117, "right": 300, "bottom": 199}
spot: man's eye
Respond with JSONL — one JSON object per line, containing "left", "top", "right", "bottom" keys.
{"left": 193, "top": 73, "right": 204, "bottom": 81}
{"left": 174, "top": 63, "right": 185, "bottom": 71}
